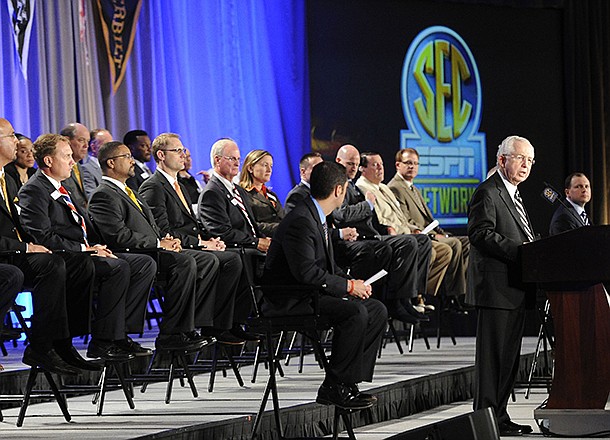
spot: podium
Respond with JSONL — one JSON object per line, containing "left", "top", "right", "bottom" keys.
{"left": 522, "top": 225, "right": 610, "bottom": 436}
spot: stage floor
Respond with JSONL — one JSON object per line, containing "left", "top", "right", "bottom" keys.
{"left": 0, "top": 335, "right": 556, "bottom": 439}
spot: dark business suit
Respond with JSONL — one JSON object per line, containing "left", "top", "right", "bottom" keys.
{"left": 549, "top": 201, "right": 587, "bottom": 235}
{"left": 244, "top": 187, "right": 284, "bottom": 238}
{"left": 89, "top": 179, "right": 218, "bottom": 333}
{"left": 18, "top": 170, "right": 131, "bottom": 341}
{"left": 0, "top": 172, "right": 71, "bottom": 348}
{"left": 264, "top": 197, "right": 387, "bottom": 384}
{"left": 0, "top": 263, "right": 23, "bottom": 330}
{"left": 140, "top": 171, "right": 242, "bottom": 329}
{"left": 126, "top": 161, "right": 152, "bottom": 191}
{"left": 177, "top": 172, "right": 203, "bottom": 210}
{"left": 4, "top": 162, "right": 35, "bottom": 190}
{"left": 62, "top": 164, "right": 89, "bottom": 212}
{"left": 283, "top": 182, "right": 310, "bottom": 213}
{"left": 467, "top": 171, "right": 536, "bottom": 424}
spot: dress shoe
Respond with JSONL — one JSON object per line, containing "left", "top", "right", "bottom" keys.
{"left": 347, "top": 383, "right": 377, "bottom": 403}
{"left": 316, "top": 382, "right": 374, "bottom": 409}
{"left": 389, "top": 308, "right": 419, "bottom": 325}
{"left": 156, "top": 333, "right": 210, "bottom": 352}
{"left": 22, "top": 346, "right": 79, "bottom": 375}
{"left": 230, "top": 325, "right": 260, "bottom": 342}
{"left": 185, "top": 330, "right": 215, "bottom": 347}
{"left": 498, "top": 420, "right": 532, "bottom": 436}
{"left": 200, "top": 327, "right": 245, "bottom": 345}
{"left": 56, "top": 345, "right": 103, "bottom": 371}
{"left": 87, "top": 339, "right": 135, "bottom": 362}
{"left": 405, "top": 302, "right": 430, "bottom": 321}
{"left": 115, "top": 337, "right": 153, "bottom": 356}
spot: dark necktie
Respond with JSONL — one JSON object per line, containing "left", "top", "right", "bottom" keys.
{"left": 514, "top": 190, "right": 534, "bottom": 242}
{"left": 233, "top": 185, "right": 257, "bottom": 237}
{"left": 59, "top": 185, "right": 89, "bottom": 246}
{"left": 580, "top": 211, "right": 590, "bottom": 226}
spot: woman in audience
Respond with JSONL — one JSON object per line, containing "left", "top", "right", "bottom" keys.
{"left": 4, "top": 134, "right": 36, "bottom": 189}
{"left": 239, "top": 149, "right": 284, "bottom": 237}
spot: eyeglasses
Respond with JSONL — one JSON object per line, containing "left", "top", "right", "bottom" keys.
{"left": 504, "top": 154, "right": 535, "bottom": 166}
{"left": 222, "top": 155, "right": 241, "bottom": 164}
{"left": 400, "top": 160, "right": 419, "bottom": 166}
{"left": 161, "top": 148, "right": 186, "bottom": 155}
{"left": 108, "top": 153, "right": 133, "bottom": 160}
{"left": 0, "top": 133, "right": 17, "bottom": 140}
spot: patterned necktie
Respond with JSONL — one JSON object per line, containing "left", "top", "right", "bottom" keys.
{"left": 58, "top": 185, "right": 89, "bottom": 246}
{"left": 514, "top": 190, "right": 534, "bottom": 242}
{"left": 580, "top": 211, "right": 590, "bottom": 226}
{"left": 322, "top": 221, "right": 329, "bottom": 246}
{"left": 72, "top": 164, "right": 84, "bottom": 191}
{"left": 0, "top": 174, "right": 21, "bottom": 241}
{"left": 233, "top": 185, "right": 257, "bottom": 237}
{"left": 125, "top": 186, "right": 142, "bottom": 212}
{"left": 173, "top": 180, "right": 190, "bottom": 211}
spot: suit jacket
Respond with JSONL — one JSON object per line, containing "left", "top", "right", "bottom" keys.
{"left": 244, "top": 187, "right": 284, "bottom": 237}
{"left": 63, "top": 163, "right": 89, "bottom": 212}
{"left": 284, "top": 182, "right": 310, "bottom": 213}
{"left": 549, "top": 201, "right": 587, "bottom": 235}
{"left": 18, "top": 169, "right": 94, "bottom": 251}
{"left": 198, "top": 175, "right": 260, "bottom": 247}
{"left": 355, "top": 176, "right": 412, "bottom": 235}
{"left": 332, "top": 180, "right": 387, "bottom": 237}
{"left": 88, "top": 180, "right": 160, "bottom": 249}
{"left": 81, "top": 154, "right": 102, "bottom": 198}
{"left": 466, "top": 171, "right": 535, "bottom": 309}
{"left": 0, "top": 172, "right": 30, "bottom": 252}
{"left": 388, "top": 173, "right": 445, "bottom": 234}
{"left": 177, "top": 172, "right": 203, "bottom": 209}
{"left": 126, "top": 161, "right": 152, "bottom": 191}
{"left": 4, "top": 162, "right": 35, "bottom": 191}
{"left": 139, "top": 171, "right": 201, "bottom": 247}
{"left": 264, "top": 196, "right": 348, "bottom": 298}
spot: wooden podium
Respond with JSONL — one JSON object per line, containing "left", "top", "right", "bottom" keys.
{"left": 522, "top": 225, "right": 610, "bottom": 436}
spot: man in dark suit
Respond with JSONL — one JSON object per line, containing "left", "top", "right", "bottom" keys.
{"left": 139, "top": 133, "right": 247, "bottom": 344}
{"left": 264, "top": 161, "right": 387, "bottom": 408}
{"left": 467, "top": 135, "right": 537, "bottom": 436}
{"left": 124, "top": 130, "right": 153, "bottom": 191}
{"left": 549, "top": 172, "right": 591, "bottom": 235}
{"left": 60, "top": 123, "right": 90, "bottom": 210}
{"left": 81, "top": 128, "right": 111, "bottom": 198}
{"left": 18, "top": 134, "right": 151, "bottom": 364}
{"left": 284, "top": 152, "right": 323, "bottom": 213}
{"left": 0, "top": 119, "right": 81, "bottom": 374}
{"left": 334, "top": 144, "right": 432, "bottom": 323}
{"left": 88, "top": 141, "right": 216, "bottom": 352}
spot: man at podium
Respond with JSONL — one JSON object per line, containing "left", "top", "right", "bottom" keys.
{"left": 467, "top": 135, "right": 537, "bottom": 436}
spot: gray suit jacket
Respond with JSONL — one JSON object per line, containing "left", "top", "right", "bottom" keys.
{"left": 466, "top": 171, "right": 535, "bottom": 309}
{"left": 81, "top": 155, "right": 103, "bottom": 198}
{"left": 388, "top": 173, "right": 444, "bottom": 234}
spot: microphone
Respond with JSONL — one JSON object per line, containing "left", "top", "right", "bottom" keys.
{"left": 540, "top": 182, "right": 586, "bottom": 227}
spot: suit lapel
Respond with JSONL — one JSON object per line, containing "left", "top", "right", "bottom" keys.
{"left": 494, "top": 173, "right": 533, "bottom": 238}
{"left": 159, "top": 174, "right": 195, "bottom": 219}
{"left": 304, "top": 198, "right": 333, "bottom": 273}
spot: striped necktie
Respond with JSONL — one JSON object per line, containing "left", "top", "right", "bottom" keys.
{"left": 322, "top": 221, "right": 329, "bottom": 246}
{"left": 514, "top": 190, "right": 534, "bottom": 242}
{"left": 58, "top": 185, "right": 89, "bottom": 246}
{"left": 580, "top": 211, "right": 590, "bottom": 226}
{"left": 233, "top": 185, "right": 257, "bottom": 237}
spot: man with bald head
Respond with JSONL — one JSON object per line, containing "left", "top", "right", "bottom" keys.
{"left": 467, "top": 135, "right": 537, "bottom": 435}
{"left": 81, "top": 128, "right": 112, "bottom": 198}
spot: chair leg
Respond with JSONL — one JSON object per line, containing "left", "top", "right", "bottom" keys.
{"left": 114, "top": 363, "right": 135, "bottom": 410}
{"left": 140, "top": 350, "right": 158, "bottom": 394}
{"left": 179, "top": 353, "right": 198, "bottom": 398}
{"left": 16, "top": 367, "right": 38, "bottom": 427}
{"left": 43, "top": 371, "right": 71, "bottom": 423}
{"left": 208, "top": 343, "right": 220, "bottom": 392}
{"left": 388, "top": 319, "right": 404, "bottom": 354}
{"left": 224, "top": 345, "right": 244, "bottom": 387}
{"left": 251, "top": 339, "right": 262, "bottom": 383}
{"left": 407, "top": 324, "right": 415, "bottom": 353}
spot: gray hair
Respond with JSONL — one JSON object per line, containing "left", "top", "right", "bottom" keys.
{"left": 210, "top": 137, "right": 236, "bottom": 165}
{"left": 496, "top": 135, "right": 533, "bottom": 164}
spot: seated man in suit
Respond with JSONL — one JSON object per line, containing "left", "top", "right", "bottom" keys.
{"left": 124, "top": 130, "right": 153, "bottom": 191}
{"left": 284, "top": 152, "right": 323, "bottom": 213}
{"left": 18, "top": 134, "right": 153, "bottom": 362}
{"left": 549, "top": 172, "right": 592, "bottom": 235}
{"left": 0, "top": 119, "right": 82, "bottom": 374}
{"left": 89, "top": 141, "right": 216, "bottom": 352}
{"left": 81, "top": 128, "right": 112, "bottom": 198}
{"left": 264, "top": 161, "right": 387, "bottom": 408}
{"left": 334, "top": 144, "right": 432, "bottom": 322}
{"left": 388, "top": 148, "right": 469, "bottom": 299}
{"left": 59, "top": 123, "right": 90, "bottom": 211}
{"left": 356, "top": 152, "right": 451, "bottom": 303}
{"left": 139, "top": 133, "right": 248, "bottom": 344}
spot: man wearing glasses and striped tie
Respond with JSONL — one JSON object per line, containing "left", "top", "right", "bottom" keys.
{"left": 466, "top": 135, "right": 537, "bottom": 436}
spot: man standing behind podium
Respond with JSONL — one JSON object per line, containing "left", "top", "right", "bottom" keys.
{"left": 467, "top": 135, "right": 537, "bottom": 436}
{"left": 549, "top": 172, "right": 592, "bottom": 235}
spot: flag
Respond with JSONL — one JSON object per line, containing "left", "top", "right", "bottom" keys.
{"left": 95, "top": 0, "right": 142, "bottom": 93}
{"left": 6, "top": 0, "right": 35, "bottom": 80}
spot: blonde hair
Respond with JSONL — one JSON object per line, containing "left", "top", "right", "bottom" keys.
{"left": 239, "top": 149, "right": 272, "bottom": 190}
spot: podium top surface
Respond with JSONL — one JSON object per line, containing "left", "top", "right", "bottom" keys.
{"left": 521, "top": 225, "right": 610, "bottom": 283}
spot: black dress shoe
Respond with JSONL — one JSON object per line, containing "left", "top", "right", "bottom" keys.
{"left": 230, "top": 325, "right": 260, "bottom": 342}
{"left": 389, "top": 308, "right": 419, "bottom": 325}
{"left": 505, "top": 420, "right": 533, "bottom": 434}
{"left": 404, "top": 302, "right": 430, "bottom": 321}
{"left": 156, "top": 333, "right": 211, "bottom": 352}
{"left": 22, "top": 346, "right": 79, "bottom": 375}
{"left": 347, "top": 383, "right": 377, "bottom": 403}
{"left": 55, "top": 345, "right": 103, "bottom": 371}
{"left": 115, "top": 337, "right": 153, "bottom": 356}
{"left": 87, "top": 339, "right": 135, "bottom": 362}
{"left": 316, "top": 382, "right": 374, "bottom": 409}
{"left": 498, "top": 421, "right": 529, "bottom": 436}
{"left": 185, "top": 330, "right": 215, "bottom": 347}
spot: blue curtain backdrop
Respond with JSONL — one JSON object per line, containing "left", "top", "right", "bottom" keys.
{"left": 0, "top": 0, "right": 310, "bottom": 201}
